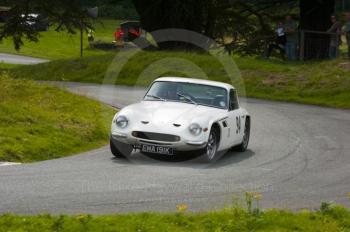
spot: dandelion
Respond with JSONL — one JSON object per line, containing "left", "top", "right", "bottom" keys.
{"left": 76, "top": 214, "right": 86, "bottom": 220}
{"left": 254, "top": 192, "right": 263, "bottom": 201}
{"left": 176, "top": 204, "right": 188, "bottom": 213}
{"left": 347, "top": 192, "right": 350, "bottom": 199}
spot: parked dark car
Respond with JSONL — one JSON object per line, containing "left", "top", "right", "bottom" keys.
{"left": 120, "top": 21, "right": 141, "bottom": 42}
{"left": 21, "top": 14, "right": 49, "bottom": 31}
{"left": 0, "top": 6, "right": 10, "bottom": 22}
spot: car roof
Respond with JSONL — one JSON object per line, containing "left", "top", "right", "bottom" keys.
{"left": 154, "top": 77, "right": 234, "bottom": 90}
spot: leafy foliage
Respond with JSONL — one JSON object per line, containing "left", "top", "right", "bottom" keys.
{"left": 131, "top": 0, "right": 299, "bottom": 52}
{"left": 133, "top": 0, "right": 335, "bottom": 59}
{"left": 78, "top": 0, "right": 138, "bottom": 19}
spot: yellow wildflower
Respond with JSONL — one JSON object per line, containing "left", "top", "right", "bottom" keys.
{"left": 76, "top": 214, "right": 86, "bottom": 220}
{"left": 176, "top": 204, "right": 188, "bottom": 213}
{"left": 254, "top": 192, "right": 263, "bottom": 201}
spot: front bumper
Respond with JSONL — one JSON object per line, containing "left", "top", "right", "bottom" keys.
{"left": 111, "top": 132, "right": 207, "bottom": 151}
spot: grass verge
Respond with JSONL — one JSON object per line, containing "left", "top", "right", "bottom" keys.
{"left": 0, "top": 63, "right": 23, "bottom": 70}
{"left": 0, "top": 75, "right": 115, "bottom": 163}
{"left": 8, "top": 51, "right": 350, "bottom": 109}
{"left": 0, "top": 204, "right": 350, "bottom": 231}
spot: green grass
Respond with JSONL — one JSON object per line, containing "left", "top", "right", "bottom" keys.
{"left": 0, "top": 19, "right": 121, "bottom": 59}
{"left": 0, "top": 62, "right": 23, "bottom": 70}
{"left": 0, "top": 75, "right": 115, "bottom": 163}
{"left": 7, "top": 50, "right": 350, "bottom": 109}
{"left": 0, "top": 205, "right": 350, "bottom": 231}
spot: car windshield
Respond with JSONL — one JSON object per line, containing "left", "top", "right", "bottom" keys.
{"left": 144, "top": 81, "right": 228, "bottom": 109}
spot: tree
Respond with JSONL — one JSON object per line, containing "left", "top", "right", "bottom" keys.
{"left": 0, "top": 0, "right": 93, "bottom": 51}
{"left": 133, "top": 0, "right": 336, "bottom": 59}
{"left": 132, "top": 0, "right": 296, "bottom": 52}
{"left": 1, "top": 0, "right": 336, "bottom": 59}
{"left": 132, "top": 0, "right": 207, "bottom": 49}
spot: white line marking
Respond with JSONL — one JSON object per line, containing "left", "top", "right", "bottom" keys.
{"left": 0, "top": 162, "right": 21, "bottom": 167}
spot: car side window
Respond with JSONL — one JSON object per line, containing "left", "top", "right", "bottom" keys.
{"left": 229, "top": 89, "right": 239, "bottom": 111}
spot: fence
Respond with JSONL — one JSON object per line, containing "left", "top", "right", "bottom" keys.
{"left": 263, "top": 30, "right": 344, "bottom": 61}
{"left": 299, "top": 30, "right": 342, "bottom": 61}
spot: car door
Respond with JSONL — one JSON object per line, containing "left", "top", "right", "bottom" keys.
{"left": 227, "top": 89, "right": 243, "bottom": 146}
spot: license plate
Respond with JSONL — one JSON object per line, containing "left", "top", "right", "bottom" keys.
{"left": 141, "top": 144, "right": 173, "bottom": 155}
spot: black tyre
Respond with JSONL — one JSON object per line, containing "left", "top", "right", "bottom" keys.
{"left": 110, "top": 137, "right": 133, "bottom": 158}
{"left": 235, "top": 117, "right": 250, "bottom": 152}
{"left": 203, "top": 127, "right": 220, "bottom": 162}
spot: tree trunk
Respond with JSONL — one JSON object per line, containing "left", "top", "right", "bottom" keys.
{"left": 299, "top": 0, "right": 335, "bottom": 60}
{"left": 132, "top": 0, "right": 209, "bottom": 50}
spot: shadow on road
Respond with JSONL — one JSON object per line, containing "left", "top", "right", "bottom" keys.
{"left": 210, "top": 149, "right": 255, "bottom": 168}
{"left": 110, "top": 149, "right": 255, "bottom": 169}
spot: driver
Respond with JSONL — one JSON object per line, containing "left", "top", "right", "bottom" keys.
{"left": 159, "top": 83, "right": 179, "bottom": 100}
{"left": 167, "top": 87, "right": 178, "bottom": 100}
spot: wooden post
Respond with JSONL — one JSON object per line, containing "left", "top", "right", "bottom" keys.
{"left": 299, "top": 30, "right": 305, "bottom": 61}
{"left": 336, "top": 32, "right": 340, "bottom": 58}
{"left": 80, "top": 19, "right": 83, "bottom": 57}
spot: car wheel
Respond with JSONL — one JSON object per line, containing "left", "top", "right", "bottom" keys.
{"left": 203, "top": 127, "right": 219, "bottom": 162}
{"left": 110, "top": 137, "right": 133, "bottom": 158}
{"left": 235, "top": 117, "right": 250, "bottom": 152}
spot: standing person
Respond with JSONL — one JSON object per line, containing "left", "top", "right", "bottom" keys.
{"left": 327, "top": 15, "right": 341, "bottom": 59}
{"left": 284, "top": 15, "right": 298, "bottom": 61}
{"left": 264, "top": 22, "right": 287, "bottom": 59}
{"left": 343, "top": 12, "right": 350, "bottom": 59}
{"left": 114, "top": 28, "right": 124, "bottom": 42}
{"left": 87, "top": 29, "right": 95, "bottom": 45}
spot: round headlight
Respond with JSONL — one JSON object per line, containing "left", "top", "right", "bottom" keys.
{"left": 189, "top": 123, "right": 202, "bottom": 136}
{"left": 115, "top": 115, "right": 128, "bottom": 128}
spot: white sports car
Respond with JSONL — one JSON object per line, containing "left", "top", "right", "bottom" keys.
{"left": 110, "top": 77, "right": 250, "bottom": 162}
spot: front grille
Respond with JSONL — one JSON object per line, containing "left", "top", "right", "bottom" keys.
{"left": 132, "top": 131, "right": 180, "bottom": 142}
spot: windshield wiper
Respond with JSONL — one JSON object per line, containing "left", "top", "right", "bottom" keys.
{"left": 145, "top": 94, "right": 166, "bottom": 101}
{"left": 177, "top": 93, "right": 197, "bottom": 105}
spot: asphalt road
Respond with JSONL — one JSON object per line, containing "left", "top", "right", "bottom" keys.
{"left": 0, "top": 53, "right": 48, "bottom": 65}
{"left": 1, "top": 82, "right": 350, "bottom": 214}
